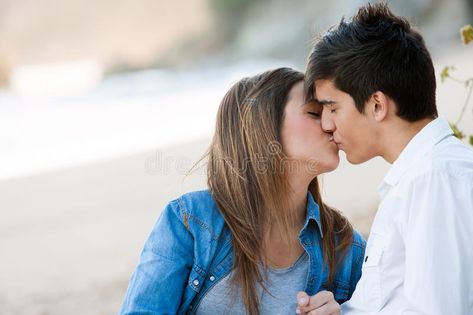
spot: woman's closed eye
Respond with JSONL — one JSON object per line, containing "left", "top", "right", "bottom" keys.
{"left": 307, "top": 111, "right": 321, "bottom": 118}
{"left": 304, "top": 101, "right": 323, "bottom": 118}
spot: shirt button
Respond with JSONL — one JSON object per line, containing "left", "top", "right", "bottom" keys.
{"left": 193, "top": 279, "right": 199, "bottom": 286}
{"left": 209, "top": 276, "right": 215, "bottom": 281}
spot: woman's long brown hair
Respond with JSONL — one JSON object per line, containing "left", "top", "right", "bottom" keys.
{"left": 205, "top": 68, "right": 353, "bottom": 314}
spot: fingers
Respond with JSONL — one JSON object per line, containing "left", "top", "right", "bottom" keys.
{"left": 297, "top": 291, "right": 310, "bottom": 307}
{"left": 296, "top": 291, "right": 340, "bottom": 315}
{"left": 296, "top": 291, "right": 309, "bottom": 313}
{"left": 305, "top": 301, "right": 340, "bottom": 315}
{"left": 306, "top": 291, "right": 334, "bottom": 309}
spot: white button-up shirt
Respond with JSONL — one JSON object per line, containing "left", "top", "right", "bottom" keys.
{"left": 342, "top": 118, "right": 473, "bottom": 315}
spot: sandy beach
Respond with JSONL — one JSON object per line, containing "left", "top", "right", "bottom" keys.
{"left": 0, "top": 139, "right": 209, "bottom": 314}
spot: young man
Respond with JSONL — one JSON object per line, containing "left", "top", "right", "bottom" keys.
{"left": 297, "top": 3, "right": 473, "bottom": 315}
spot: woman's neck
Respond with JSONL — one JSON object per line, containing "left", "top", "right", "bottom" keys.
{"left": 262, "top": 170, "right": 313, "bottom": 268}
{"left": 286, "top": 167, "right": 314, "bottom": 227}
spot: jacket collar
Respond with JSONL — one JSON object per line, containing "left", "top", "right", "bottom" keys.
{"left": 378, "top": 118, "right": 453, "bottom": 198}
{"left": 302, "top": 191, "right": 324, "bottom": 238}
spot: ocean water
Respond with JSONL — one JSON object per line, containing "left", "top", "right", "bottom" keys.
{"left": 0, "top": 59, "right": 297, "bottom": 181}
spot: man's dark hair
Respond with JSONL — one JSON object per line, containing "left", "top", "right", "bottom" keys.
{"left": 306, "top": 2, "right": 438, "bottom": 121}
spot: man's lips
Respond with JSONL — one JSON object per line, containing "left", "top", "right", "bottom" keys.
{"left": 328, "top": 137, "right": 341, "bottom": 150}
{"left": 328, "top": 135, "right": 341, "bottom": 146}
{"left": 332, "top": 138, "right": 342, "bottom": 147}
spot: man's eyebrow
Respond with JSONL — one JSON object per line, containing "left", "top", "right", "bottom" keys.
{"left": 313, "top": 98, "right": 337, "bottom": 105}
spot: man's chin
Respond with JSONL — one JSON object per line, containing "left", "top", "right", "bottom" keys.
{"left": 344, "top": 151, "right": 370, "bottom": 165}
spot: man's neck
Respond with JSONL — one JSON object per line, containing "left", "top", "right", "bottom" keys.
{"left": 381, "top": 117, "right": 434, "bottom": 164}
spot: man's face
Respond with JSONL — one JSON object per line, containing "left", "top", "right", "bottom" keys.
{"left": 314, "top": 79, "right": 378, "bottom": 164}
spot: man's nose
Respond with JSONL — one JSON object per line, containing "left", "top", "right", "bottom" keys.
{"left": 321, "top": 107, "right": 335, "bottom": 133}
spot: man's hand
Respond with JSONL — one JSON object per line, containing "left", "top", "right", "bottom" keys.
{"left": 296, "top": 291, "right": 341, "bottom": 315}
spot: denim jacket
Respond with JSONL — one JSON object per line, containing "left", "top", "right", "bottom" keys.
{"left": 119, "top": 190, "right": 366, "bottom": 314}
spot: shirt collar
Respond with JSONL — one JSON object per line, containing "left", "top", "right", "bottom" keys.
{"left": 303, "top": 191, "right": 323, "bottom": 238}
{"left": 379, "top": 118, "right": 453, "bottom": 197}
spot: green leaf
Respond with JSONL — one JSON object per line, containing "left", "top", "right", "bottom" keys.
{"left": 469, "top": 135, "right": 473, "bottom": 146}
{"left": 460, "top": 24, "right": 473, "bottom": 45}
{"left": 440, "top": 66, "right": 455, "bottom": 82}
{"left": 449, "top": 122, "right": 465, "bottom": 139}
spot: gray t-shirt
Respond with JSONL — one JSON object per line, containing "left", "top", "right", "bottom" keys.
{"left": 195, "top": 251, "right": 309, "bottom": 315}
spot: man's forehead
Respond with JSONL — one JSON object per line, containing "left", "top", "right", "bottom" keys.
{"left": 313, "top": 80, "right": 339, "bottom": 105}
{"left": 314, "top": 79, "right": 335, "bottom": 90}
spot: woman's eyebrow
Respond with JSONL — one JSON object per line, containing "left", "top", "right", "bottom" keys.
{"left": 300, "top": 100, "right": 319, "bottom": 107}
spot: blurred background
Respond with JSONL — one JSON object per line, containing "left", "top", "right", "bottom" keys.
{"left": 0, "top": 0, "right": 472, "bottom": 314}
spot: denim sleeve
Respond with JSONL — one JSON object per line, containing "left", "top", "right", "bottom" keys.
{"left": 119, "top": 199, "right": 194, "bottom": 314}
{"left": 348, "top": 231, "right": 366, "bottom": 299}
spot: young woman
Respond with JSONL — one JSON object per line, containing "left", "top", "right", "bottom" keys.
{"left": 119, "top": 68, "right": 365, "bottom": 315}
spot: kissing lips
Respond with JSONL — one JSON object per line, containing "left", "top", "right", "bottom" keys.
{"left": 328, "top": 135, "right": 340, "bottom": 146}
{"left": 332, "top": 138, "right": 342, "bottom": 148}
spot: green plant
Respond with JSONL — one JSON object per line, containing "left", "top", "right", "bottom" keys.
{"left": 441, "top": 24, "right": 473, "bottom": 146}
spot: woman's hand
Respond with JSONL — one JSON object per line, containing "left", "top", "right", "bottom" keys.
{"left": 296, "top": 291, "right": 341, "bottom": 315}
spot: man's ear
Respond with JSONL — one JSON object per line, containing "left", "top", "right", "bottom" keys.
{"left": 368, "top": 91, "right": 390, "bottom": 122}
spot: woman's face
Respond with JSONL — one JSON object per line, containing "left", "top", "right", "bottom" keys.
{"left": 280, "top": 81, "right": 340, "bottom": 176}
